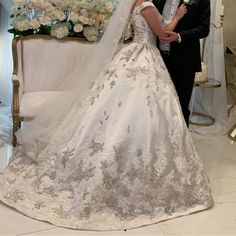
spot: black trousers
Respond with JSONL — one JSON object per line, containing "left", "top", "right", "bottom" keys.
{"left": 161, "top": 52, "right": 195, "bottom": 127}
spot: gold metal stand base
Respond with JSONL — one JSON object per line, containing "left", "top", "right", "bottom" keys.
{"left": 189, "top": 112, "right": 215, "bottom": 126}
{"left": 228, "top": 124, "right": 236, "bottom": 142}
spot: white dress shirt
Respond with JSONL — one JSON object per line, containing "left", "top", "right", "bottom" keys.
{"left": 160, "top": 0, "right": 181, "bottom": 52}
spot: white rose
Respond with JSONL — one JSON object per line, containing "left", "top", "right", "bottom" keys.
{"left": 41, "top": 2, "right": 53, "bottom": 10}
{"left": 80, "top": 9, "right": 88, "bottom": 17}
{"left": 39, "top": 16, "right": 51, "bottom": 26}
{"left": 73, "top": 23, "right": 83, "bottom": 33}
{"left": 47, "top": 10, "right": 65, "bottom": 21}
{"left": 83, "top": 26, "right": 99, "bottom": 42}
{"left": 104, "top": 3, "right": 115, "bottom": 14}
{"left": 78, "top": 15, "right": 90, "bottom": 25}
{"left": 29, "top": 19, "right": 41, "bottom": 29}
{"left": 70, "top": 11, "right": 80, "bottom": 23}
{"left": 13, "top": 17, "right": 30, "bottom": 31}
{"left": 55, "top": 11, "right": 66, "bottom": 21}
{"left": 51, "top": 23, "right": 69, "bottom": 39}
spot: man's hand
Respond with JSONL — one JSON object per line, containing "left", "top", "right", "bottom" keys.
{"left": 160, "top": 31, "right": 179, "bottom": 43}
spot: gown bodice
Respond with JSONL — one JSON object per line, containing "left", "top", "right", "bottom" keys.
{"left": 131, "top": 2, "right": 157, "bottom": 45}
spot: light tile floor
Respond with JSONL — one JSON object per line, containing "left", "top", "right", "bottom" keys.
{"left": 0, "top": 132, "right": 236, "bottom": 236}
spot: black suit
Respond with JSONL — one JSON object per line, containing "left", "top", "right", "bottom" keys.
{"left": 153, "top": 0, "right": 211, "bottom": 125}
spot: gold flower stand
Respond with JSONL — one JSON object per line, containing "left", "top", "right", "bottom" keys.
{"left": 189, "top": 78, "right": 222, "bottom": 126}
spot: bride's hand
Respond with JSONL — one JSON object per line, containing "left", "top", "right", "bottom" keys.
{"left": 160, "top": 31, "right": 178, "bottom": 43}
{"left": 175, "top": 4, "right": 187, "bottom": 21}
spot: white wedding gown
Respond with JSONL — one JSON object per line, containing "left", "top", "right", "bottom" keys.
{"left": 0, "top": 2, "right": 213, "bottom": 230}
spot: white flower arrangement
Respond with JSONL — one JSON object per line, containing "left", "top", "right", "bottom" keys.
{"left": 9, "top": 0, "right": 116, "bottom": 41}
{"left": 183, "top": 0, "right": 195, "bottom": 5}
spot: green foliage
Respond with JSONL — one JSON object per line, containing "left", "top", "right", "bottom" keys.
{"left": 37, "top": 26, "right": 51, "bottom": 35}
{"left": 8, "top": 28, "right": 34, "bottom": 37}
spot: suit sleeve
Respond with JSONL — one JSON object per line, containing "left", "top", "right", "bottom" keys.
{"left": 178, "top": 0, "right": 211, "bottom": 44}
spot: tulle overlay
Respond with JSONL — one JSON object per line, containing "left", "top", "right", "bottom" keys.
{"left": 0, "top": 2, "right": 213, "bottom": 230}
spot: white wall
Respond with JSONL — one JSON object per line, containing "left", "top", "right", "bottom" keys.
{"left": 222, "top": 0, "right": 236, "bottom": 46}
{"left": 0, "top": 2, "right": 13, "bottom": 105}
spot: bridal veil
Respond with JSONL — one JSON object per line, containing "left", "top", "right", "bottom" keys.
{"left": 17, "top": 0, "right": 136, "bottom": 158}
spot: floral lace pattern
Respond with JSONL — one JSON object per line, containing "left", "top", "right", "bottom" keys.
{"left": 0, "top": 2, "right": 213, "bottom": 231}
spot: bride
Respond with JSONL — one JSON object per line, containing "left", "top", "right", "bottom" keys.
{"left": 0, "top": 0, "right": 213, "bottom": 230}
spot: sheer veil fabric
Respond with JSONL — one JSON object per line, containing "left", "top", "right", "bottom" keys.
{"left": 17, "top": 0, "right": 136, "bottom": 157}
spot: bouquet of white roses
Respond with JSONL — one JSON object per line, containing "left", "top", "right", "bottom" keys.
{"left": 9, "top": 0, "right": 116, "bottom": 41}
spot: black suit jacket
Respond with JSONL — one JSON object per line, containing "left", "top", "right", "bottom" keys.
{"left": 153, "top": 0, "right": 211, "bottom": 73}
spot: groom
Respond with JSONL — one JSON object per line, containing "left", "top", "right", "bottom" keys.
{"left": 153, "top": 0, "right": 211, "bottom": 126}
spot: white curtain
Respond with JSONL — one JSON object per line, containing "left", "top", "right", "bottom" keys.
{"left": 190, "top": 0, "right": 228, "bottom": 135}
{"left": 0, "top": 0, "right": 13, "bottom": 145}
{"left": 0, "top": 0, "right": 13, "bottom": 105}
